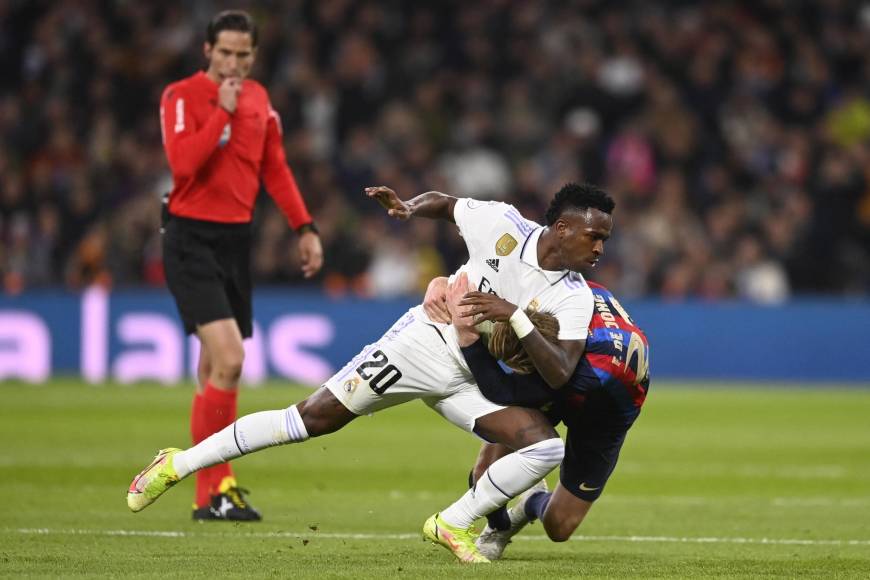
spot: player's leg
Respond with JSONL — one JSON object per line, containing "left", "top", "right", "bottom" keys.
{"left": 197, "top": 319, "right": 245, "bottom": 388}
{"left": 190, "top": 341, "right": 213, "bottom": 511}
{"left": 470, "top": 443, "right": 514, "bottom": 531}
{"left": 506, "top": 426, "right": 627, "bottom": 543}
{"left": 436, "top": 404, "right": 562, "bottom": 527}
{"left": 196, "top": 341, "right": 211, "bottom": 392}
{"left": 535, "top": 482, "right": 593, "bottom": 541}
{"left": 471, "top": 442, "right": 511, "bottom": 484}
{"left": 128, "top": 309, "right": 447, "bottom": 513}
{"left": 127, "top": 385, "right": 358, "bottom": 514}
{"left": 422, "top": 395, "right": 563, "bottom": 563}
{"left": 189, "top": 319, "right": 251, "bottom": 519}
{"left": 174, "top": 384, "right": 358, "bottom": 472}
{"left": 162, "top": 218, "right": 256, "bottom": 520}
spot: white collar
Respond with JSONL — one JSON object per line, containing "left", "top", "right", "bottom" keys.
{"left": 520, "top": 227, "right": 570, "bottom": 285}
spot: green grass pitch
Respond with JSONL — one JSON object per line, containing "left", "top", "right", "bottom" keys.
{"left": 1, "top": 380, "right": 868, "bottom": 578}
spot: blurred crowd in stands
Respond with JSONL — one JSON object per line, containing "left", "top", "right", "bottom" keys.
{"left": 2, "top": 0, "right": 869, "bottom": 302}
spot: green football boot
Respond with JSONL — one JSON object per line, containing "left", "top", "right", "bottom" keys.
{"left": 422, "top": 513, "right": 490, "bottom": 564}
{"left": 127, "top": 448, "right": 182, "bottom": 512}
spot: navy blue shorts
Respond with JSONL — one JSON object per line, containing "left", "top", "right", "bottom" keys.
{"left": 559, "top": 424, "right": 628, "bottom": 502}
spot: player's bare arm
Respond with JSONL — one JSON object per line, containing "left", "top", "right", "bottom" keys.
{"left": 459, "top": 291, "right": 584, "bottom": 388}
{"left": 365, "top": 186, "right": 457, "bottom": 223}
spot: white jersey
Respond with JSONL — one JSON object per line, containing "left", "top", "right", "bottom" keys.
{"left": 416, "top": 198, "right": 594, "bottom": 370}
{"left": 323, "top": 197, "right": 593, "bottom": 431}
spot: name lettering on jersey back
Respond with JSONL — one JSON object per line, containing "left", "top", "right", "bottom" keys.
{"left": 594, "top": 294, "right": 620, "bottom": 328}
{"left": 594, "top": 293, "right": 623, "bottom": 351}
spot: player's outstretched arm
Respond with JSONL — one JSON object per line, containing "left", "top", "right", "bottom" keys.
{"left": 365, "top": 186, "right": 457, "bottom": 223}
{"left": 459, "top": 291, "right": 584, "bottom": 388}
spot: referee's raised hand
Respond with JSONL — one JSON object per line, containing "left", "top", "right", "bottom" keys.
{"left": 218, "top": 77, "right": 242, "bottom": 113}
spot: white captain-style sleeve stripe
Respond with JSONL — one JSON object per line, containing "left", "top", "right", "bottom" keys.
{"left": 503, "top": 206, "right": 536, "bottom": 237}
{"left": 454, "top": 198, "right": 539, "bottom": 244}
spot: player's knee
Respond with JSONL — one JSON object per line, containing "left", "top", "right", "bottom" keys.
{"left": 213, "top": 348, "right": 245, "bottom": 382}
{"left": 518, "top": 437, "right": 564, "bottom": 469}
{"left": 544, "top": 522, "right": 576, "bottom": 543}
{"left": 297, "top": 388, "right": 356, "bottom": 437}
{"left": 542, "top": 502, "right": 587, "bottom": 542}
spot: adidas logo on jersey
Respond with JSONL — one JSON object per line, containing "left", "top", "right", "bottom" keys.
{"left": 486, "top": 259, "right": 500, "bottom": 272}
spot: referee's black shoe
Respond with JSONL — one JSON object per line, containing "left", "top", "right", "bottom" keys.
{"left": 192, "top": 477, "right": 262, "bottom": 521}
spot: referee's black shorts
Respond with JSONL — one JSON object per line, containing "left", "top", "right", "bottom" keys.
{"left": 162, "top": 214, "right": 253, "bottom": 338}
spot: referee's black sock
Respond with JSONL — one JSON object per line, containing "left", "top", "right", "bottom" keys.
{"left": 469, "top": 469, "right": 511, "bottom": 531}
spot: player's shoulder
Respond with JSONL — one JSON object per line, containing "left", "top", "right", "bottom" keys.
{"left": 162, "top": 73, "right": 203, "bottom": 101}
{"left": 565, "top": 271, "right": 592, "bottom": 292}
{"left": 550, "top": 271, "right": 594, "bottom": 304}
{"left": 456, "top": 198, "right": 539, "bottom": 238}
{"left": 243, "top": 79, "right": 269, "bottom": 97}
{"left": 588, "top": 280, "right": 612, "bottom": 297}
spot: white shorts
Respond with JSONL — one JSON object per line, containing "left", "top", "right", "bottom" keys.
{"left": 324, "top": 307, "right": 505, "bottom": 433}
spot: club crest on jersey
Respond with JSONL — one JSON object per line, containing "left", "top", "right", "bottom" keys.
{"left": 218, "top": 123, "right": 231, "bottom": 147}
{"left": 526, "top": 298, "right": 540, "bottom": 312}
{"left": 486, "top": 258, "right": 500, "bottom": 272}
{"left": 343, "top": 377, "right": 360, "bottom": 393}
{"left": 495, "top": 233, "right": 517, "bottom": 256}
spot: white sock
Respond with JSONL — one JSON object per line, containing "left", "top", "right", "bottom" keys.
{"left": 439, "top": 437, "right": 564, "bottom": 528}
{"left": 172, "top": 404, "right": 309, "bottom": 479}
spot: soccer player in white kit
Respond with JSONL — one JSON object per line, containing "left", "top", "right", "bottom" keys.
{"left": 127, "top": 183, "right": 615, "bottom": 564}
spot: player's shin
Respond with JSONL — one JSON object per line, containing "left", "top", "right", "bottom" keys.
{"left": 172, "top": 405, "right": 309, "bottom": 478}
{"left": 440, "top": 437, "right": 564, "bottom": 528}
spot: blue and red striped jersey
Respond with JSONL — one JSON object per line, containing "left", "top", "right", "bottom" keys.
{"left": 556, "top": 282, "right": 650, "bottom": 426}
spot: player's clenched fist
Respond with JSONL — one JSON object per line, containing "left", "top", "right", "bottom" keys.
{"left": 219, "top": 77, "right": 242, "bottom": 113}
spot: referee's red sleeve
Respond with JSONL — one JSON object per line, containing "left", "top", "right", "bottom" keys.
{"left": 161, "top": 86, "right": 231, "bottom": 180}
{"left": 260, "top": 108, "right": 312, "bottom": 229}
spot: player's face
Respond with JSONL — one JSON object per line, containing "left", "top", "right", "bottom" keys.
{"left": 204, "top": 31, "right": 256, "bottom": 80}
{"left": 554, "top": 208, "right": 613, "bottom": 272}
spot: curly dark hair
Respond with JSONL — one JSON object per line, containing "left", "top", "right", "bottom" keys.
{"left": 207, "top": 10, "right": 258, "bottom": 47}
{"left": 544, "top": 183, "right": 615, "bottom": 226}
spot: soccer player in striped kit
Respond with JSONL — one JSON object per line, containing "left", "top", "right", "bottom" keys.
{"left": 429, "top": 272, "right": 649, "bottom": 559}
{"left": 158, "top": 10, "right": 322, "bottom": 521}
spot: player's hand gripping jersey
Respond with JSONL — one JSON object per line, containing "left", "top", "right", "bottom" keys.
{"left": 461, "top": 282, "right": 650, "bottom": 428}
{"left": 418, "top": 199, "right": 595, "bottom": 371}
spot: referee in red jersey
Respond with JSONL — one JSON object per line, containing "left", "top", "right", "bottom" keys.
{"left": 159, "top": 10, "right": 323, "bottom": 521}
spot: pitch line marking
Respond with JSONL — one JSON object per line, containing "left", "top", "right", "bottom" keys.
{"left": 7, "top": 528, "right": 870, "bottom": 547}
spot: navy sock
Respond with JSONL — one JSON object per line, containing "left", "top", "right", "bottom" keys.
{"left": 524, "top": 491, "right": 551, "bottom": 521}
{"left": 486, "top": 506, "right": 511, "bottom": 531}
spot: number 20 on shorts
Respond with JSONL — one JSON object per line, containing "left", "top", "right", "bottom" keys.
{"left": 355, "top": 350, "right": 403, "bottom": 394}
